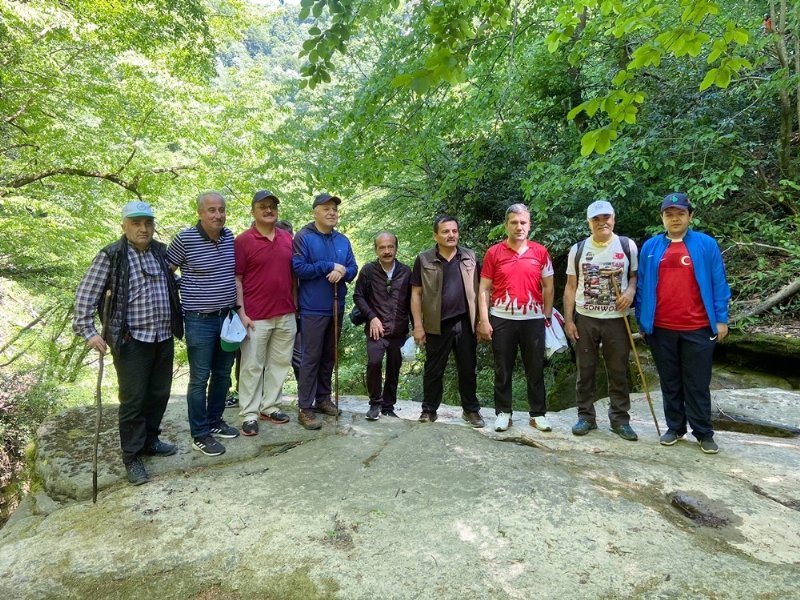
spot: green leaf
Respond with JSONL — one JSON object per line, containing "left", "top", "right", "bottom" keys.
{"left": 699, "top": 69, "right": 717, "bottom": 91}
{"left": 298, "top": 6, "right": 310, "bottom": 20}
{"left": 567, "top": 102, "right": 587, "bottom": 121}
{"left": 312, "top": 1, "right": 325, "bottom": 18}
{"left": 580, "top": 131, "right": 597, "bottom": 157}
{"left": 308, "top": 26, "right": 321, "bottom": 36}
{"left": 714, "top": 66, "right": 731, "bottom": 88}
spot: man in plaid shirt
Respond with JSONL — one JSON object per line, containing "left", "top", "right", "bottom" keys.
{"left": 73, "top": 201, "right": 183, "bottom": 486}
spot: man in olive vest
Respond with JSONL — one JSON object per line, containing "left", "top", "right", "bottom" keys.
{"left": 410, "top": 215, "right": 485, "bottom": 428}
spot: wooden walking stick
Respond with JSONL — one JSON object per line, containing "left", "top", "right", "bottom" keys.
{"left": 333, "top": 281, "right": 340, "bottom": 426}
{"left": 93, "top": 289, "right": 112, "bottom": 503}
{"left": 606, "top": 270, "right": 662, "bottom": 437}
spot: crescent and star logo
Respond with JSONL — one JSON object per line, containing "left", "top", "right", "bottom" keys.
{"left": 680, "top": 255, "right": 691, "bottom": 266}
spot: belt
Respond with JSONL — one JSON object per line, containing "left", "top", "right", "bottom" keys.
{"left": 185, "top": 307, "right": 234, "bottom": 318}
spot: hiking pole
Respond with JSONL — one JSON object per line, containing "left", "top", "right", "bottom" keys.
{"left": 606, "top": 270, "right": 661, "bottom": 437}
{"left": 93, "top": 289, "right": 112, "bottom": 503}
{"left": 333, "top": 281, "right": 340, "bottom": 427}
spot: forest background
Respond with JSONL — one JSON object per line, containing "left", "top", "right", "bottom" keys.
{"left": 1, "top": 0, "right": 799, "bottom": 519}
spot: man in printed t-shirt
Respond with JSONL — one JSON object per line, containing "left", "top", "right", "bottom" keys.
{"left": 477, "top": 204, "right": 554, "bottom": 433}
{"left": 635, "top": 192, "right": 731, "bottom": 455}
{"left": 563, "top": 200, "right": 639, "bottom": 441}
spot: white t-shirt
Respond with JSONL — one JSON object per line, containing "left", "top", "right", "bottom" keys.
{"left": 566, "top": 235, "right": 638, "bottom": 319}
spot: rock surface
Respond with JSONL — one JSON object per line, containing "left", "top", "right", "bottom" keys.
{"left": 1, "top": 389, "right": 799, "bottom": 599}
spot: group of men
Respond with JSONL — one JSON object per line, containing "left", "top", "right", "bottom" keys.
{"left": 74, "top": 191, "right": 356, "bottom": 485}
{"left": 73, "top": 190, "right": 730, "bottom": 486}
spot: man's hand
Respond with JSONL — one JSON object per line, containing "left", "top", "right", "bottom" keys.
{"left": 716, "top": 323, "right": 729, "bottom": 342}
{"left": 369, "top": 317, "right": 385, "bottom": 340}
{"left": 477, "top": 320, "right": 492, "bottom": 342}
{"left": 412, "top": 325, "right": 426, "bottom": 347}
{"left": 239, "top": 312, "right": 255, "bottom": 333}
{"left": 87, "top": 334, "right": 107, "bottom": 354}
{"left": 564, "top": 321, "right": 579, "bottom": 342}
{"left": 326, "top": 263, "right": 346, "bottom": 283}
{"left": 615, "top": 287, "right": 635, "bottom": 311}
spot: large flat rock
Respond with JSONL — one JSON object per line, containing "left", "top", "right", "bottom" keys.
{"left": 1, "top": 389, "right": 799, "bottom": 599}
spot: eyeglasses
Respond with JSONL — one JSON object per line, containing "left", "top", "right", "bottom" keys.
{"left": 386, "top": 278, "right": 393, "bottom": 294}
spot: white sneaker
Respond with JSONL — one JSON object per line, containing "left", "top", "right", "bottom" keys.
{"left": 530, "top": 415, "right": 552, "bottom": 432}
{"left": 494, "top": 412, "right": 512, "bottom": 432}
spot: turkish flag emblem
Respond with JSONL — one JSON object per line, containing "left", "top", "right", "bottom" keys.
{"left": 613, "top": 252, "right": 624, "bottom": 259}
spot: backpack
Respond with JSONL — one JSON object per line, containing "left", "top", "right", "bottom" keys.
{"left": 349, "top": 263, "right": 374, "bottom": 325}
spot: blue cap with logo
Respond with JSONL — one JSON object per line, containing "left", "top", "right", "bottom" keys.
{"left": 122, "top": 201, "right": 155, "bottom": 219}
{"left": 660, "top": 192, "right": 692, "bottom": 212}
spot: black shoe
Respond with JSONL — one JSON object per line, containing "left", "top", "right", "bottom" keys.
{"left": 125, "top": 457, "right": 150, "bottom": 485}
{"left": 192, "top": 435, "right": 226, "bottom": 456}
{"left": 366, "top": 405, "right": 381, "bottom": 421}
{"left": 141, "top": 439, "right": 178, "bottom": 457}
{"left": 381, "top": 409, "right": 399, "bottom": 418}
{"left": 209, "top": 421, "right": 240, "bottom": 439}
{"left": 224, "top": 392, "right": 239, "bottom": 408}
{"left": 241, "top": 420, "right": 259, "bottom": 436}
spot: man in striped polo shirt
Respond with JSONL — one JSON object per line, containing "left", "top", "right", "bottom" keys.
{"left": 168, "top": 191, "right": 240, "bottom": 456}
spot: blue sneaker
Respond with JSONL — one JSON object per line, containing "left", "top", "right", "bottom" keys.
{"left": 571, "top": 419, "right": 598, "bottom": 436}
{"left": 611, "top": 424, "right": 639, "bottom": 441}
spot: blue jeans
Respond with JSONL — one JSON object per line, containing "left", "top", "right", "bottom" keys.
{"left": 185, "top": 313, "right": 236, "bottom": 438}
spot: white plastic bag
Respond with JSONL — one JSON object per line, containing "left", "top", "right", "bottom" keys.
{"left": 544, "top": 308, "right": 569, "bottom": 358}
{"left": 401, "top": 336, "right": 418, "bottom": 362}
{"left": 220, "top": 311, "right": 247, "bottom": 352}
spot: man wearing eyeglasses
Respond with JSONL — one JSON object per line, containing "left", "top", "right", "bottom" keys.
{"left": 353, "top": 232, "right": 412, "bottom": 421}
{"left": 234, "top": 191, "right": 296, "bottom": 437}
{"left": 73, "top": 201, "right": 183, "bottom": 485}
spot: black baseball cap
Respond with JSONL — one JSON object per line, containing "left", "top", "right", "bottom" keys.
{"left": 252, "top": 190, "right": 280, "bottom": 206}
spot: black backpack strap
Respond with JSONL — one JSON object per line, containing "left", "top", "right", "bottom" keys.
{"left": 572, "top": 239, "right": 586, "bottom": 277}
{"left": 618, "top": 235, "right": 632, "bottom": 277}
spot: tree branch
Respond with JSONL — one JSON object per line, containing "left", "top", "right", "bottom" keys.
{"left": 731, "top": 276, "right": 800, "bottom": 322}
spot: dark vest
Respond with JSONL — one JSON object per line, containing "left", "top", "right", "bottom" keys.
{"left": 100, "top": 236, "right": 183, "bottom": 354}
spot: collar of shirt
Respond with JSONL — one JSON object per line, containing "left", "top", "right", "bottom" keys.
{"left": 195, "top": 221, "right": 230, "bottom": 244}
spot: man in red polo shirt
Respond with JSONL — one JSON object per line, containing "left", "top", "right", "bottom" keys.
{"left": 478, "top": 204, "right": 554, "bottom": 433}
{"left": 235, "top": 190, "right": 297, "bottom": 436}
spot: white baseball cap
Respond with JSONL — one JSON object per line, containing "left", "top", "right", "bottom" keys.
{"left": 586, "top": 200, "right": 615, "bottom": 219}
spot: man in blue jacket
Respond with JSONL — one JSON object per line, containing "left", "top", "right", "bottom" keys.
{"left": 292, "top": 193, "right": 358, "bottom": 429}
{"left": 635, "top": 192, "right": 731, "bottom": 454}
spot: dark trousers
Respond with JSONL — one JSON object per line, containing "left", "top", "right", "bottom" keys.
{"left": 112, "top": 337, "right": 174, "bottom": 465}
{"left": 647, "top": 326, "right": 716, "bottom": 441}
{"left": 574, "top": 314, "right": 631, "bottom": 426}
{"left": 422, "top": 315, "right": 480, "bottom": 413}
{"left": 291, "top": 317, "right": 302, "bottom": 381}
{"left": 490, "top": 316, "right": 547, "bottom": 416}
{"left": 297, "top": 314, "right": 342, "bottom": 410}
{"left": 366, "top": 336, "right": 403, "bottom": 409}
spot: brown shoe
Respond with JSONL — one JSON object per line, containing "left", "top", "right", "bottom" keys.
{"left": 298, "top": 409, "right": 322, "bottom": 430}
{"left": 462, "top": 410, "right": 485, "bottom": 428}
{"left": 418, "top": 411, "right": 437, "bottom": 423}
{"left": 314, "top": 398, "right": 341, "bottom": 416}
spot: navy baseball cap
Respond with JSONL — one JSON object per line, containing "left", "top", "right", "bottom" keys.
{"left": 660, "top": 192, "right": 693, "bottom": 212}
{"left": 312, "top": 193, "right": 342, "bottom": 208}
